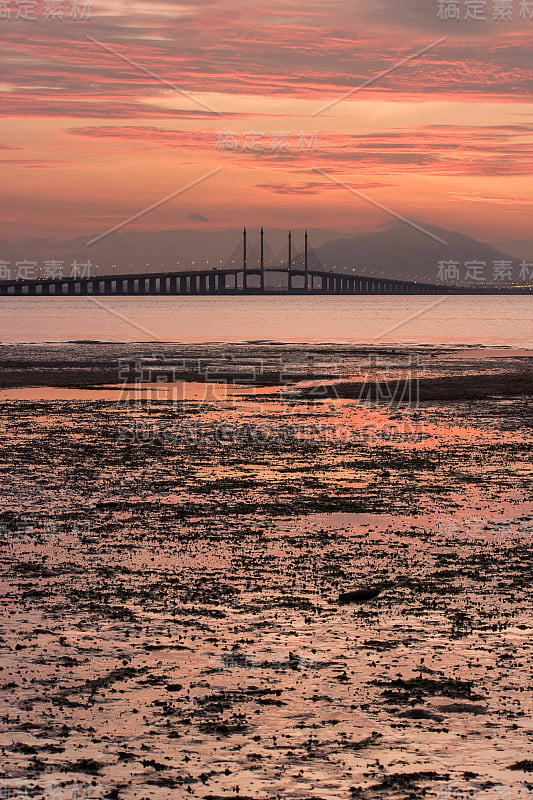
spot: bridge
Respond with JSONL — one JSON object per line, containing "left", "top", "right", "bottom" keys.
{"left": 0, "top": 230, "right": 530, "bottom": 296}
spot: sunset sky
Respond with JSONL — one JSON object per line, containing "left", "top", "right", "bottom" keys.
{"left": 2, "top": 0, "right": 533, "bottom": 256}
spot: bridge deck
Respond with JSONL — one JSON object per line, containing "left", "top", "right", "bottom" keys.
{"left": 0, "top": 267, "right": 530, "bottom": 295}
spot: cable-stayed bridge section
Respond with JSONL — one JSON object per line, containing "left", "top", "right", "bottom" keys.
{"left": 0, "top": 230, "right": 530, "bottom": 296}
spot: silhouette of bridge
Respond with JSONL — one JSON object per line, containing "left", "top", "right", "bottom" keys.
{"left": 0, "top": 229, "right": 530, "bottom": 296}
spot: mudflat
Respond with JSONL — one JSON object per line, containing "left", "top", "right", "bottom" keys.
{"left": 0, "top": 342, "right": 531, "bottom": 800}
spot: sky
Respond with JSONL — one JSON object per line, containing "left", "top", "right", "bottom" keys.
{"left": 2, "top": 0, "right": 533, "bottom": 257}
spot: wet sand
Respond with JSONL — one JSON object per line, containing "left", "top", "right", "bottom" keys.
{"left": 0, "top": 343, "right": 531, "bottom": 400}
{"left": 0, "top": 343, "right": 531, "bottom": 799}
{"left": 294, "top": 372, "right": 533, "bottom": 402}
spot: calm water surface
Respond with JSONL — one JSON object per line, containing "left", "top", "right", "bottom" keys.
{"left": 0, "top": 295, "right": 531, "bottom": 346}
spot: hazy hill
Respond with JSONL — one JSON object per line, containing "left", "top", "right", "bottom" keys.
{"left": 313, "top": 222, "right": 520, "bottom": 283}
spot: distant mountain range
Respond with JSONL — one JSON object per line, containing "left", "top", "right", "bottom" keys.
{"left": 0, "top": 223, "right": 527, "bottom": 284}
{"left": 313, "top": 222, "right": 523, "bottom": 283}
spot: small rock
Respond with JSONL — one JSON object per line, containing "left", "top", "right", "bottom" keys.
{"left": 398, "top": 709, "right": 443, "bottom": 721}
{"left": 509, "top": 760, "right": 533, "bottom": 772}
{"left": 338, "top": 588, "right": 381, "bottom": 604}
